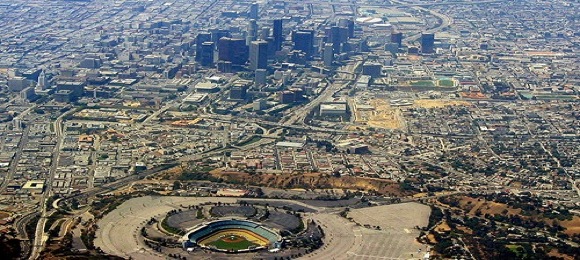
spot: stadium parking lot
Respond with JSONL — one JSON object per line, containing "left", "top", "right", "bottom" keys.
{"left": 304, "top": 202, "right": 431, "bottom": 260}
{"left": 94, "top": 197, "right": 430, "bottom": 259}
{"left": 94, "top": 196, "right": 319, "bottom": 259}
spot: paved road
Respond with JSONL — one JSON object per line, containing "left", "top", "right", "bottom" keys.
{"left": 0, "top": 127, "right": 30, "bottom": 192}
{"left": 14, "top": 211, "right": 39, "bottom": 259}
{"left": 30, "top": 111, "right": 69, "bottom": 260}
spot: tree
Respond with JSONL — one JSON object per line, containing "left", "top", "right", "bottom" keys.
{"left": 71, "top": 198, "right": 80, "bottom": 210}
{"left": 172, "top": 181, "right": 181, "bottom": 190}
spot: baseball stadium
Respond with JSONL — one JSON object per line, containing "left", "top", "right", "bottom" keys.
{"left": 182, "top": 219, "right": 282, "bottom": 253}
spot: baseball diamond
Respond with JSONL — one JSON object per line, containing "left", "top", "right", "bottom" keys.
{"left": 182, "top": 219, "right": 282, "bottom": 253}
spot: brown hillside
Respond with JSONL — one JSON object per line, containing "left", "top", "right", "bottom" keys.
{"left": 211, "top": 170, "right": 411, "bottom": 196}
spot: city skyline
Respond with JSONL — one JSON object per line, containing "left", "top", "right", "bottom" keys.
{"left": 0, "top": 0, "right": 578, "bottom": 259}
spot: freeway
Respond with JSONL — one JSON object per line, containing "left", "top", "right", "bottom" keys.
{"left": 201, "top": 113, "right": 351, "bottom": 135}
{"left": 389, "top": 0, "right": 453, "bottom": 45}
{"left": 14, "top": 211, "right": 39, "bottom": 259}
{"left": 282, "top": 79, "right": 344, "bottom": 127}
{"left": 287, "top": 0, "right": 502, "bottom": 8}
{"left": 56, "top": 163, "right": 179, "bottom": 208}
{"left": 281, "top": 61, "right": 363, "bottom": 128}
{"left": 139, "top": 77, "right": 204, "bottom": 125}
{"left": 392, "top": 0, "right": 508, "bottom": 45}
{"left": 29, "top": 112, "right": 67, "bottom": 260}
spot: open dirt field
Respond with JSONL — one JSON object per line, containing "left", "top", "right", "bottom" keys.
{"left": 413, "top": 99, "right": 470, "bottom": 108}
{"left": 357, "top": 99, "right": 405, "bottom": 129}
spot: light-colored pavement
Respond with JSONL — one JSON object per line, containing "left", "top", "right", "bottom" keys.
{"left": 94, "top": 196, "right": 322, "bottom": 259}
{"left": 304, "top": 213, "right": 359, "bottom": 260}
{"left": 95, "top": 196, "right": 431, "bottom": 260}
{"left": 304, "top": 202, "right": 430, "bottom": 260}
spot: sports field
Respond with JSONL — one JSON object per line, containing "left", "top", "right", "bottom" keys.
{"left": 205, "top": 234, "right": 259, "bottom": 250}
{"left": 199, "top": 229, "right": 269, "bottom": 251}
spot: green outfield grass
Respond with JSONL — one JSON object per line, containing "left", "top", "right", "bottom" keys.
{"left": 438, "top": 79, "right": 455, "bottom": 87}
{"left": 205, "top": 235, "right": 259, "bottom": 251}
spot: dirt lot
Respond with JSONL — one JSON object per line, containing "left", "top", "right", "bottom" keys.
{"left": 0, "top": 211, "right": 11, "bottom": 219}
{"left": 363, "top": 99, "right": 404, "bottom": 129}
{"left": 413, "top": 99, "right": 470, "bottom": 108}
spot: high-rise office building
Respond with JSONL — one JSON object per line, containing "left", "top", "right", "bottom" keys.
{"left": 255, "top": 69, "right": 267, "bottom": 86}
{"left": 79, "top": 58, "right": 101, "bottom": 69}
{"left": 273, "top": 19, "right": 283, "bottom": 51}
{"left": 248, "top": 20, "right": 258, "bottom": 39}
{"left": 362, "top": 63, "right": 382, "bottom": 78}
{"left": 385, "top": 43, "right": 399, "bottom": 54}
{"left": 195, "top": 33, "right": 212, "bottom": 62}
{"left": 329, "top": 26, "right": 341, "bottom": 54}
{"left": 20, "top": 87, "right": 36, "bottom": 101}
{"left": 292, "top": 30, "right": 314, "bottom": 58}
{"left": 249, "top": 2, "right": 259, "bottom": 20}
{"left": 249, "top": 40, "right": 268, "bottom": 70}
{"left": 218, "top": 38, "right": 248, "bottom": 65}
{"left": 211, "top": 29, "right": 230, "bottom": 43}
{"left": 8, "top": 77, "right": 29, "bottom": 92}
{"left": 265, "top": 37, "right": 277, "bottom": 57}
{"left": 200, "top": 42, "right": 215, "bottom": 67}
{"left": 391, "top": 32, "right": 403, "bottom": 48}
{"left": 328, "top": 26, "right": 348, "bottom": 54}
{"left": 421, "top": 33, "right": 435, "bottom": 54}
{"left": 338, "top": 18, "right": 355, "bottom": 38}
{"left": 259, "top": 27, "right": 270, "bottom": 40}
{"left": 323, "top": 43, "right": 334, "bottom": 67}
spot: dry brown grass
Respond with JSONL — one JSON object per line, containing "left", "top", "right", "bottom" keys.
{"left": 560, "top": 216, "right": 580, "bottom": 235}
{"left": 0, "top": 211, "right": 11, "bottom": 219}
{"left": 482, "top": 201, "right": 521, "bottom": 215}
{"left": 427, "top": 233, "right": 437, "bottom": 244}
{"left": 456, "top": 225, "right": 473, "bottom": 235}
{"left": 210, "top": 169, "right": 412, "bottom": 196}
{"left": 548, "top": 249, "right": 575, "bottom": 260}
{"left": 435, "top": 221, "right": 451, "bottom": 233}
{"left": 443, "top": 196, "right": 522, "bottom": 216}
